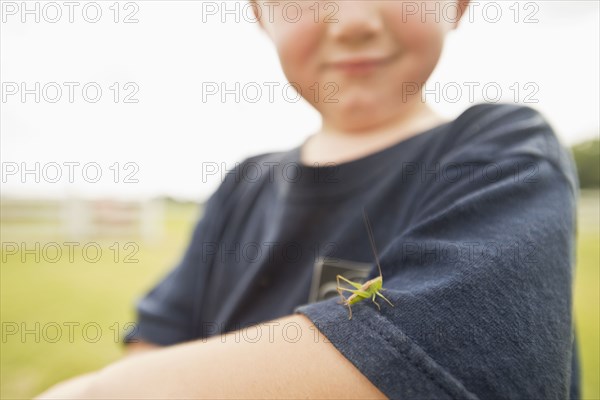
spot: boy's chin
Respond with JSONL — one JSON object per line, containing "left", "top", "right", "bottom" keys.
{"left": 320, "top": 109, "right": 395, "bottom": 133}
{"left": 316, "top": 97, "right": 404, "bottom": 130}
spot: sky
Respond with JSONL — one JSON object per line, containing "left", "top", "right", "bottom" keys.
{"left": 1, "top": 0, "right": 599, "bottom": 201}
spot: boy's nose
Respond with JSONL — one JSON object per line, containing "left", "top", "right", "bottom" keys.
{"left": 326, "top": 1, "right": 383, "bottom": 46}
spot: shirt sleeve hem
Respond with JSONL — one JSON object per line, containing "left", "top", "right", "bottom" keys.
{"left": 294, "top": 299, "right": 480, "bottom": 400}
{"left": 122, "top": 318, "right": 193, "bottom": 347}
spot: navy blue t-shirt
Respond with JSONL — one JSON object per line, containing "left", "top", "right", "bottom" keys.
{"left": 125, "top": 103, "right": 580, "bottom": 399}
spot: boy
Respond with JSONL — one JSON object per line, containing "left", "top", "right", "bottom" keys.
{"left": 38, "top": 0, "right": 580, "bottom": 398}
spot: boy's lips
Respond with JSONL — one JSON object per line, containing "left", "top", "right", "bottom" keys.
{"left": 326, "top": 52, "right": 400, "bottom": 75}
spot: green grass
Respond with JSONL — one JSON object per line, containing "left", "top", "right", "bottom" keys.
{"left": 1, "top": 201, "right": 203, "bottom": 399}
{"left": 1, "top": 196, "right": 598, "bottom": 399}
{"left": 574, "top": 190, "right": 600, "bottom": 399}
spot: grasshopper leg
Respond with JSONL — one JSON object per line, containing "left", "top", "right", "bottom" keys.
{"left": 336, "top": 286, "right": 355, "bottom": 304}
{"left": 336, "top": 275, "right": 351, "bottom": 304}
{"left": 376, "top": 291, "right": 395, "bottom": 307}
{"left": 337, "top": 274, "right": 363, "bottom": 290}
{"left": 337, "top": 275, "right": 370, "bottom": 298}
{"left": 371, "top": 293, "right": 381, "bottom": 310}
{"left": 336, "top": 283, "right": 352, "bottom": 319}
{"left": 337, "top": 287, "right": 360, "bottom": 293}
{"left": 336, "top": 283, "right": 346, "bottom": 305}
{"left": 336, "top": 275, "right": 374, "bottom": 319}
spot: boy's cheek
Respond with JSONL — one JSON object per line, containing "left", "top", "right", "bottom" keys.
{"left": 270, "top": 24, "right": 323, "bottom": 82}
{"left": 383, "top": 2, "right": 453, "bottom": 47}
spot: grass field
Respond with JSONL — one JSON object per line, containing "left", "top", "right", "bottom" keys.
{"left": 1, "top": 194, "right": 599, "bottom": 399}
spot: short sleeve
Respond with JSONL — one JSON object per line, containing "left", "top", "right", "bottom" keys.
{"left": 294, "top": 110, "right": 578, "bottom": 398}
{"left": 123, "top": 176, "right": 235, "bottom": 346}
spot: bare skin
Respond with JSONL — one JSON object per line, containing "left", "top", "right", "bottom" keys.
{"left": 123, "top": 340, "right": 161, "bottom": 356}
{"left": 36, "top": 315, "right": 386, "bottom": 399}
{"left": 300, "top": 103, "right": 451, "bottom": 165}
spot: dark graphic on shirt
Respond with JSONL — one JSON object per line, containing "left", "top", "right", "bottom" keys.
{"left": 308, "top": 256, "right": 373, "bottom": 303}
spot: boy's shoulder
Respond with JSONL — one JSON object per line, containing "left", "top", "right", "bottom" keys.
{"left": 452, "top": 102, "right": 559, "bottom": 157}
{"left": 445, "top": 102, "right": 577, "bottom": 193}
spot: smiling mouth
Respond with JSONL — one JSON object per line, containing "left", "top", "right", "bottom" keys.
{"left": 327, "top": 53, "right": 399, "bottom": 75}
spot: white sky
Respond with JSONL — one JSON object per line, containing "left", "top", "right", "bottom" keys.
{"left": 1, "top": 0, "right": 599, "bottom": 201}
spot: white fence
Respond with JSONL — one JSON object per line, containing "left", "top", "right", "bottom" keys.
{"left": 1, "top": 197, "right": 164, "bottom": 242}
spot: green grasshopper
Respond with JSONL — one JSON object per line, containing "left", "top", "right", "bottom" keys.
{"left": 336, "top": 208, "right": 395, "bottom": 319}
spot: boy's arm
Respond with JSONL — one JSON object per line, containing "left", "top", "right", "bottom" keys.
{"left": 123, "top": 340, "right": 162, "bottom": 356}
{"left": 36, "top": 314, "right": 386, "bottom": 399}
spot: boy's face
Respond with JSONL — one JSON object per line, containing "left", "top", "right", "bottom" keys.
{"left": 255, "top": 0, "right": 469, "bottom": 132}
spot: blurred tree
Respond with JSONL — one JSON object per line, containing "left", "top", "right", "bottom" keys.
{"left": 572, "top": 137, "right": 600, "bottom": 188}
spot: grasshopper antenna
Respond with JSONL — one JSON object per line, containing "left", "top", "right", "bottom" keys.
{"left": 362, "top": 207, "right": 383, "bottom": 278}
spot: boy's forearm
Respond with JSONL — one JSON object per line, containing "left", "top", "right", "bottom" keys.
{"left": 36, "top": 314, "right": 385, "bottom": 399}
{"left": 35, "top": 341, "right": 160, "bottom": 399}
{"left": 123, "top": 340, "right": 162, "bottom": 357}
{"left": 35, "top": 372, "right": 99, "bottom": 399}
